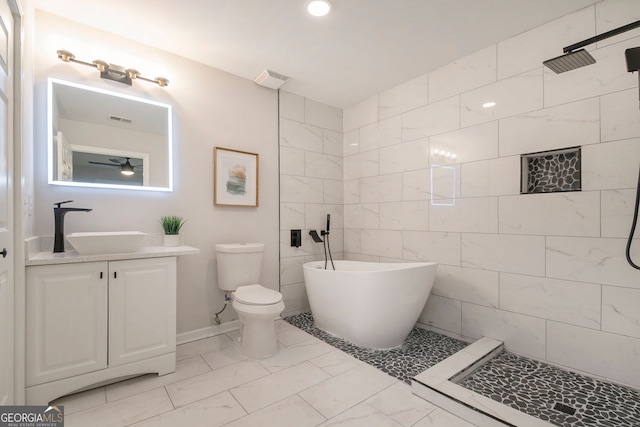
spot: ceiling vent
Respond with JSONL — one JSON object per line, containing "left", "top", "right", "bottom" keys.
{"left": 109, "top": 115, "right": 133, "bottom": 124}
{"left": 254, "top": 69, "right": 290, "bottom": 89}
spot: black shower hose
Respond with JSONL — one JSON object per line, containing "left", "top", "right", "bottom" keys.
{"left": 325, "top": 233, "right": 335, "bottom": 270}
{"left": 626, "top": 165, "right": 640, "bottom": 269}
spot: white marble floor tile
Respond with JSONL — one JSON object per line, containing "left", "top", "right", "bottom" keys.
{"left": 366, "top": 382, "right": 437, "bottom": 427}
{"left": 321, "top": 402, "right": 402, "bottom": 426}
{"left": 65, "top": 388, "right": 173, "bottom": 427}
{"left": 165, "top": 360, "right": 270, "bottom": 408}
{"left": 53, "top": 325, "right": 507, "bottom": 427}
{"left": 366, "top": 382, "right": 436, "bottom": 426}
{"left": 298, "top": 363, "right": 397, "bottom": 419}
{"left": 275, "top": 320, "right": 318, "bottom": 346}
{"left": 201, "top": 344, "right": 247, "bottom": 371}
{"left": 309, "top": 349, "right": 363, "bottom": 376}
{"left": 412, "top": 407, "right": 476, "bottom": 426}
{"left": 105, "top": 355, "right": 212, "bottom": 402}
{"left": 51, "top": 386, "right": 106, "bottom": 415}
{"left": 130, "top": 391, "right": 246, "bottom": 427}
{"left": 231, "top": 361, "right": 331, "bottom": 413}
{"left": 257, "top": 339, "right": 334, "bottom": 373}
{"left": 224, "top": 395, "right": 326, "bottom": 427}
{"left": 176, "top": 334, "right": 234, "bottom": 361}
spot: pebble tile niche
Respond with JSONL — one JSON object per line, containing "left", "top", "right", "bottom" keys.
{"left": 522, "top": 146, "right": 581, "bottom": 194}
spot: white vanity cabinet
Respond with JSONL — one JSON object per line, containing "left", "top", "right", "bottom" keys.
{"left": 26, "top": 261, "right": 108, "bottom": 386}
{"left": 26, "top": 256, "right": 178, "bottom": 404}
{"left": 108, "top": 258, "right": 176, "bottom": 367}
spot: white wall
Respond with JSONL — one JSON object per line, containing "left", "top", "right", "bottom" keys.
{"left": 32, "top": 11, "right": 280, "bottom": 335}
{"left": 278, "top": 91, "right": 344, "bottom": 315}
{"left": 343, "top": 0, "right": 640, "bottom": 389}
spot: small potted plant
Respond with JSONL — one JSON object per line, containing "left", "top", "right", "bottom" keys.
{"left": 160, "top": 215, "right": 186, "bottom": 247}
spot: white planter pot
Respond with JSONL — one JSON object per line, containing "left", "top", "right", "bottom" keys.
{"left": 163, "top": 234, "right": 180, "bottom": 247}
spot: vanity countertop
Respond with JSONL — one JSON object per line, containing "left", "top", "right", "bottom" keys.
{"left": 25, "top": 235, "right": 200, "bottom": 266}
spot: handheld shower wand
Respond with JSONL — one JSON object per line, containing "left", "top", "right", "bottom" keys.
{"left": 322, "top": 214, "right": 335, "bottom": 270}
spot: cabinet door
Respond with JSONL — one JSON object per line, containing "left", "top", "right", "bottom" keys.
{"left": 26, "top": 262, "right": 108, "bottom": 386}
{"left": 108, "top": 257, "right": 176, "bottom": 367}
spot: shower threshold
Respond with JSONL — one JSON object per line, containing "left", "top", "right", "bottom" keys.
{"left": 412, "top": 337, "right": 534, "bottom": 427}
{"left": 412, "top": 337, "right": 640, "bottom": 427}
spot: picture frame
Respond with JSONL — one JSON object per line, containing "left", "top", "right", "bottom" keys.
{"left": 214, "top": 147, "right": 259, "bottom": 207}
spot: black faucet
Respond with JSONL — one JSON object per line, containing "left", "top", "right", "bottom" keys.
{"left": 53, "top": 200, "right": 93, "bottom": 253}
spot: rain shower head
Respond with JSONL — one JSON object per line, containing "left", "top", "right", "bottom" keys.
{"left": 625, "top": 47, "right": 640, "bottom": 72}
{"left": 543, "top": 49, "right": 596, "bottom": 74}
{"left": 543, "top": 19, "right": 640, "bottom": 74}
{"left": 626, "top": 47, "right": 640, "bottom": 111}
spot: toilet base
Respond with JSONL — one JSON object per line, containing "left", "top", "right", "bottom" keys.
{"left": 234, "top": 300, "right": 285, "bottom": 359}
{"left": 239, "top": 316, "right": 278, "bottom": 359}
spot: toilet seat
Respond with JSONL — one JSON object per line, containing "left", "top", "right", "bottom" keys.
{"left": 234, "top": 284, "right": 282, "bottom": 305}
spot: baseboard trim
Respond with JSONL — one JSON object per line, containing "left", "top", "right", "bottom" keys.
{"left": 176, "top": 320, "right": 241, "bottom": 345}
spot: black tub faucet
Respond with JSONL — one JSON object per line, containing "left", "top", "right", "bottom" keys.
{"left": 53, "top": 200, "right": 93, "bottom": 253}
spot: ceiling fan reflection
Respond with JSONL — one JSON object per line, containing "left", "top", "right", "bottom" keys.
{"left": 88, "top": 157, "right": 142, "bottom": 176}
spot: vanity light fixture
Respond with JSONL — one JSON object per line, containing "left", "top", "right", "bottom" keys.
{"left": 306, "top": 0, "right": 332, "bottom": 17}
{"left": 433, "top": 149, "right": 457, "bottom": 160}
{"left": 56, "top": 50, "right": 169, "bottom": 87}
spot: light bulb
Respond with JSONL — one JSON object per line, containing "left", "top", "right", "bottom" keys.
{"left": 307, "top": 0, "right": 332, "bottom": 17}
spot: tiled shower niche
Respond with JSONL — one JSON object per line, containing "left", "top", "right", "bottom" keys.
{"left": 521, "top": 146, "right": 581, "bottom": 194}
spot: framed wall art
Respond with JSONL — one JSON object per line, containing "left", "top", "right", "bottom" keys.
{"left": 214, "top": 147, "right": 259, "bottom": 207}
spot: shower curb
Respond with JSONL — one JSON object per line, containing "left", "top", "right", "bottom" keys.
{"left": 412, "top": 337, "right": 555, "bottom": 427}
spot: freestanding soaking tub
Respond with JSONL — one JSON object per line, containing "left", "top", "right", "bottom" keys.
{"left": 302, "top": 260, "right": 438, "bottom": 350}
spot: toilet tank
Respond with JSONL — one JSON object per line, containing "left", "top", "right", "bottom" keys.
{"left": 216, "top": 243, "right": 265, "bottom": 291}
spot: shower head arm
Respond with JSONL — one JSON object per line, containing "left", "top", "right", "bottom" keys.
{"left": 563, "top": 19, "right": 640, "bottom": 54}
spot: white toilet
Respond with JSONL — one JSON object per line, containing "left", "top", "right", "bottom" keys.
{"left": 215, "top": 243, "right": 285, "bottom": 359}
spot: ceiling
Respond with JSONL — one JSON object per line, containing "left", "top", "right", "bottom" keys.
{"left": 35, "top": 0, "right": 601, "bottom": 108}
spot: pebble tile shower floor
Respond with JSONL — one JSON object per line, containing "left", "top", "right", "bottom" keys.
{"left": 285, "top": 313, "right": 640, "bottom": 427}
{"left": 459, "top": 351, "right": 640, "bottom": 427}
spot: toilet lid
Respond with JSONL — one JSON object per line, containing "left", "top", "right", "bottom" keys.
{"left": 234, "top": 284, "right": 282, "bottom": 305}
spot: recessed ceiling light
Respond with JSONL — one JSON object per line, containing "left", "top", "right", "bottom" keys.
{"left": 306, "top": 0, "right": 332, "bottom": 17}
{"left": 482, "top": 101, "right": 496, "bottom": 108}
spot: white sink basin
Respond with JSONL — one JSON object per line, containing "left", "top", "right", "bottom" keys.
{"left": 67, "top": 231, "right": 146, "bottom": 255}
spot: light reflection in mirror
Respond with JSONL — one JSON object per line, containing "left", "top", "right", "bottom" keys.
{"left": 47, "top": 78, "right": 173, "bottom": 191}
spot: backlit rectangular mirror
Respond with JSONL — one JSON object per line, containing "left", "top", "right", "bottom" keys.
{"left": 48, "top": 78, "right": 173, "bottom": 191}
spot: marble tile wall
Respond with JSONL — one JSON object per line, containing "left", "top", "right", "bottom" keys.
{"left": 279, "top": 92, "right": 344, "bottom": 316}
{"left": 342, "top": 0, "right": 640, "bottom": 389}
